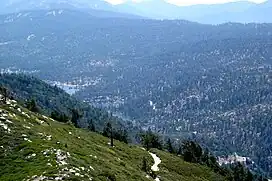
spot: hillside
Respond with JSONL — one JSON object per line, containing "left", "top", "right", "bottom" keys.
{"left": 0, "top": 10, "right": 272, "bottom": 176}
{"left": 0, "top": 96, "right": 227, "bottom": 181}
{"left": 0, "top": 73, "right": 136, "bottom": 133}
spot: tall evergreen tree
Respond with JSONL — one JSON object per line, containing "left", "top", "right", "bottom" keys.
{"left": 103, "top": 122, "right": 112, "bottom": 137}
{"left": 246, "top": 169, "right": 254, "bottom": 181}
{"left": 233, "top": 162, "right": 246, "bottom": 181}
{"left": 110, "top": 125, "right": 114, "bottom": 147}
{"left": 70, "top": 109, "right": 81, "bottom": 128}
{"left": 26, "top": 99, "right": 39, "bottom": 113}
{"left": 140, "top": 128, "right": 162, "bottom": 150}
{"left": 88, "top": 119, "right": 96, "bottom": 132}
{"left": 177, "top": 146, "right": 182, "bottom": 156}
{"left": 166, "top": 138, "right": 174, "bottom": 154}
{"left": 0, "top": 86, "right": 8, "bottom": 103}
{"left": 182, "top": 140, "right": 203, "bottom": 163}
{"left": 51, "top": 111, "right": 69, "bottom": 123}
{"left": 120, "top": 129, "right": 128, "bottom": 144}
{"left": 201, "top": 148, "right": 210, "bottom": 165}
{"left": 103, "top": 122, "right": 114, "bottom": 147}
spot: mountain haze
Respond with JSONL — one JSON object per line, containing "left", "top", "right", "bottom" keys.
{"left": 0, "top": 8, "right": 271, "bottom": 176}
{"left": 1, "top": 0, "right": 272, "bottom": 23}
{"left": 0, "top": 0, "right": 272, "bottom": 180}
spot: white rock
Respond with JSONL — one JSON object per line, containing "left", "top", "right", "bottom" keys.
{"left": 0, "top": 121, "right": 11, "bottom": 133}
{"left": 55, "top": 177, "right": 62, "bottom": 180}
{"left": 6, "top": 120, "right": 13, "bottom": 124}
{"left": 46, "top": 135, "right": 52, "bottom": 141}
{"left": 26, "top": 153, "right": 36, "bottom": 159}
{"left": 24, "top": 138, "right": 32, "bottom": 142}
{"left": 69, "top": 169, "right": 76, "bottom": 173}
{"left": 42, "top": 115, "right": 48, "bottom": 119}
{"left": 56, "top": 149, "right": 68, "bottom": 166}
{"left": 23, "top": 125, "right": 31, "bottom": 129}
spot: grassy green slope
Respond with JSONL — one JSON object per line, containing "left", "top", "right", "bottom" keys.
{"left": 0, "top": 73, "right": 126, "bottom": 130}
{"left": 0, "top": 99, "right": 226, "bottom": 181}
{"left": 151, "top": 149, "right": 226, "bottom": 181}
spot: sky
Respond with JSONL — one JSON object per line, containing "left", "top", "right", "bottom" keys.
{"left": 105, "top": 0, "right": 267, "bottom": 6}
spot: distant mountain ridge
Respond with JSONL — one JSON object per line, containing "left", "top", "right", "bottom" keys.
{"left": 117, "top": 0, "right": 272, "bottom": 23}
{"left": 0, "top": 0, "right": 271, "bottom": 23}
{"left": 0, "top": 0, "right": 142, "bottom": 19}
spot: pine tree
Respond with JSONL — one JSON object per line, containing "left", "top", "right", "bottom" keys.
{"left": 233, "top": 162, "right": 246, "bottom": 181}
{"left": 51, "top": 111, "right": 69, "bottom": 123}
{"left": 26, "top": 99, "right": 39, "bottom": 113}
{"left": 88, "top": 119, "right": 96, "bottom": 132}
{"left": 166, "top": 138, "right": 174, "bottom": 154}
{"left": 245, "top": 169, "right": 254, "bottom": 181}
{"left": 140, "top": 129, "right": 162, "bottom": 150}
{"left": 182, "top": 140, "right": 203, "bottom": 163}
{"left": 177, "top": 146, "right": 182, "bottom": 155}
{"left": 121, "top": 129, "right": 128, "bottom": 144}
{"left": 110, "top": 125, "right": 114, "bottom": 147}
{"left": 70, "top": 109, "right": 81, "bottom": 128}
{"left": 0, "top": 87, "right": 8, "bottom": 103}
{"left": 202, "top": 148, "right": 210, "bottom": 165}
{"left": 103, "top": 122, "right": 112, "bottom": 137}
{"left": 103, "top": 122, "right": 114, "bottom": 147}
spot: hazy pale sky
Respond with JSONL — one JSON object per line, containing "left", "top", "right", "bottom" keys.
{"left": 105, "top": 0, "right": 267, "bottom": 6}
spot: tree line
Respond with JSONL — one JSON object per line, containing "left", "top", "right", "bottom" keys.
{"left": 0, "top": 84, "right": 269, "bottom": 181}
{"left": 138, "top": 129, "right": 269, "bottom": 181}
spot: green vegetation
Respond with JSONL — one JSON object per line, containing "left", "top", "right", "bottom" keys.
{"left": 0, "top": 98, "right": 227, "bottom": 181}
{"left": 0, "top": 73, "right": 136, "bottom": 133}
{"left": 151, "top": 149, "right": 226, "bottom": 181}
{"left": 0, "top": 76, "right": 269, "bottom": 180}
{"left": 0, "top": 10, "right": 272, "bottom": 175}
{"left": 139, "top": 131, "right": 267, "bottom": 181}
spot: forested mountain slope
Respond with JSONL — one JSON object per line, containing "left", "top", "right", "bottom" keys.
{"left": 0, "top": 94, "right": 228, "bottom": 181}
{"left": 0, "top": 10, "right": 271, "bottom": 176}
{"left": 0, "top": 73, "right": 135, "bottom": 132}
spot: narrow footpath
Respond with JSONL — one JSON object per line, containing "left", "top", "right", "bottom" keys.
{"left": 149, "top": 152, "right": 161, "bottom": 181}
